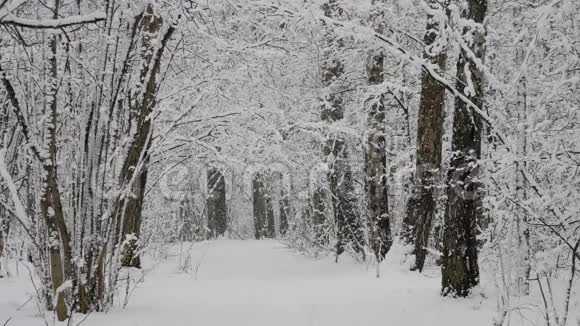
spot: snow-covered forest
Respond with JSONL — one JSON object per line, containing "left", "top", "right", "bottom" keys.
{"left": 0, "top": 0, "right": 578, "bottom": 325}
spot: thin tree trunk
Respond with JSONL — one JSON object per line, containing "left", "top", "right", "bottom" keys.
{"left": 365, "top": 51, "right": 392, "bottom": 262}
{"left": 513, "top": 9, "right": 530, "bottom": 294}
{"left": 403, "top": 2, "right": 448, "bottom": 272}
{"left": 42, "top": 1, "right": 73, "bottom": 320}
{"left": 0, "top": 207, "right": 9, "bottom": 276}
{"left": 441, "top": 0, "right": 487, "bottom": 297}
{"left": 318, "top": 0, "right": 364, "bottom": 258}
{"left": 0, "top": 105, "right": 9, "bottom": 273}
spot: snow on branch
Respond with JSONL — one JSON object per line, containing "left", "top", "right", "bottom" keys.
{"left": 0, "top": 149, "right": 37, "bottom": 247}
{"left": 1, "top": 11, "right": 105, "bottom": 29}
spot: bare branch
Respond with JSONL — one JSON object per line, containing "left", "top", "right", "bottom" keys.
{"left": 0, "top": 11, "right": 105, "bottom": 29}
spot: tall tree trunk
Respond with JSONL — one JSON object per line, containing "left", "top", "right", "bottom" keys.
{"left": 441, "top": 0, "right": 487, "bottom": 297}
{"left": 319, "top": 0, "right": 364, "bottom": 258}
{"left": 311, "top": 0, "right": 343, "bottom": 246}
{"left": 117, "top": 6, "right": 173, "bottom": 268}
{"left": 0, "top": 37, "right": 70, "bottom": 319}
{"left": 403, "top": 1, "right": 448, "bottom": 272}
{"left": 365, "top": 51, "right": 392, "bottom": 262}
{"left": 207, "top": 167, "right": 227, "bottom": 238}
{"left": 42, "top": 1, "right": 73, "bottom": 320}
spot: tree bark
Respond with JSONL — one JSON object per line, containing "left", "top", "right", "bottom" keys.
{"left": 253, "top": 172, "right": 268, "bottom": 239}
{"left": 326, "top": 138, "right": 364, "bottom": 257}
{"left": 311, "top": 0, "right": 343, "bottom": 246}
{"left": 365, "top": 52, "right": 392, "bottom": 262}
{"left": 441, "top": 0, "right": 487, "bottom": 297}
{"left": 42, "top": 1, "right": 73, "bottom": 320}
{"left": 318, "top": 0, "right": 364, "bottom": 258}
{"left": 403, "top": 2, "right": 448, "bottom": 272}
{"left": 207, "top": 167, "right": 227, "bottom": 238}
{"left": 117, "top": 6, "right": 173, "bottom": 268}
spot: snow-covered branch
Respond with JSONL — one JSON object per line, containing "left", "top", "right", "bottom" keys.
{"left": 1, "top": 11, "right": 105, "bottom": 29}
{"left": 0, "top": 149, "right": 36, "bottom": 246}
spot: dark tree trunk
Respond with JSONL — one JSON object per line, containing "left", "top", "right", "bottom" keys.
{"left": 279, "top": 189, "right": 290, "bottom": 236}
{"left": 442, "top": 0, "right": 487, "bottom": 297}
{"left": 252, "top": 173, "right": 276, "bottom": 239}
{"left": 253, "top": 173, "right": 267, "bottom": 239}
{"left": 42, "top": 163, "right": 70, "bottom": 321}
{"left": 117, "top": 6, "right": 173, "bottom": 268}
{"left": 403, "top": 2, "right": 448, "bottom": 272}
{"left": 117, "top": 148, "right": 148, "bottom": 269}
{"left": 207, "top": 167, "right": 227, "bottom": 238}
{"left": 365, "top": 52, "right": 392, "bottom": 262}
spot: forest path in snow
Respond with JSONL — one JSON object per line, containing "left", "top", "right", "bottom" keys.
{"left": 1, "top": 240, "right": 496, "bottom": 325}
{"left": 88, "top": 239, "right": 495, "bottom": 326}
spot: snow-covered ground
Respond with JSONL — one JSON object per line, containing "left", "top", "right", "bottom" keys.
{"left": 2, "top": 240, "right": 500, "bottom": 325}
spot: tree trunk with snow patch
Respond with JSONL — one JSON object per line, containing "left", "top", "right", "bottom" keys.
{"left": 207, "top": 167, "right": 227, "bottom": 238}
